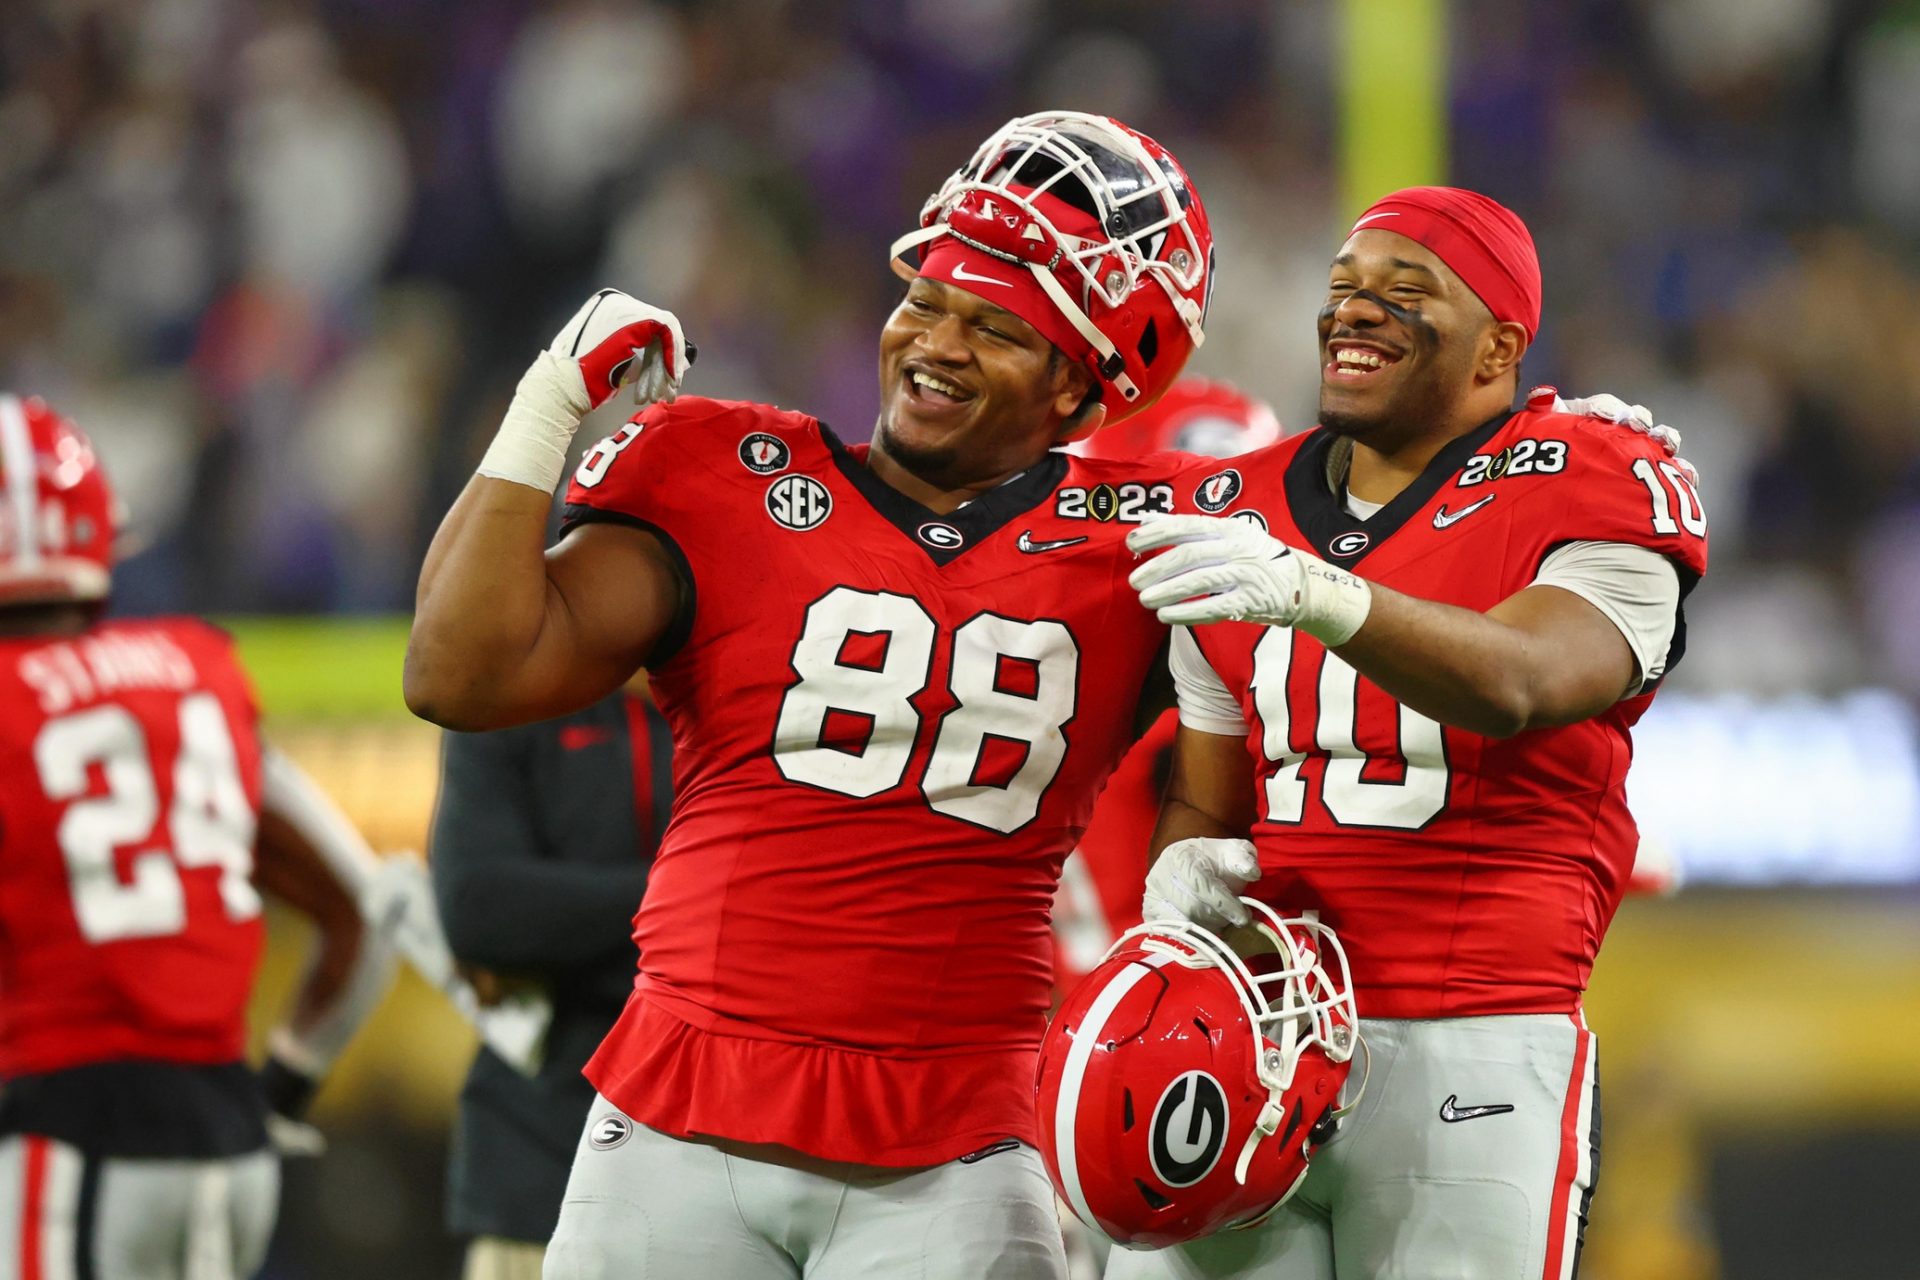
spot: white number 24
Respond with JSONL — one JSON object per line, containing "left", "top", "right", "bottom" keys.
{"left": 33, "top": 693, "right": 259, "bottom": 944}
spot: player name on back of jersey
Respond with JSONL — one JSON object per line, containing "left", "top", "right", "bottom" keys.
{"left": 16, "top": 629, "right": 200, "bottom": 715}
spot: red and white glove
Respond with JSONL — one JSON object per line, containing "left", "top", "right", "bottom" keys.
{"left": 1531, "top": 386, "right": 1698, "bottom": 486}
{"left": 1142, "top": 837, "right": 1263, "bottom": 930}
{"left": 478, "top": 289, "right": 693, "bottom": 492}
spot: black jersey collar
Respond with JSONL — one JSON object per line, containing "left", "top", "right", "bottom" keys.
{"left": 1283, "top": 410, "right": 1513, "bottom": 565}
{"left": 819, "top": 422, "right": 1070, "bottom": 566}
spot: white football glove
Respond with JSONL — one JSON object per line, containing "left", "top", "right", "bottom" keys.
{"left": 478, "top": 288, "right": 693, "bottom": 492}
{"left": 1143, "top": 837, "right": 1262, "bottom": 930}
{"left": 1128, "top": 515, "right": 1373, "bottom": 643}
{"left": 1530, "top": 385, "right": 1697, "bottom": 486}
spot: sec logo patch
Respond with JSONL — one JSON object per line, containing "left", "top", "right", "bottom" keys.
{"left": 1194, "top": 468, "right": 1242, "bottom": 513}
{"left": 739, "top": 432, "right": 790, "bottom": 474}
{"left": 767, "top": 475, "right": 832, "bottom": 531}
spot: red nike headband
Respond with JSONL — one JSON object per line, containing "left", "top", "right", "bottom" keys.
{"left": 915, "top": 238, "right": 1095, "bottom": 364}
{"left": 1349, "top": 186, "right": 1541, "bottom": 342}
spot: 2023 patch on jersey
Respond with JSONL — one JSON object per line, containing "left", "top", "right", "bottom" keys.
{"left": 1185, "top": 408, "right": 1709, "bottom": 1019}
{"left": 561, "top": 397, "right": 1211, "bottom": 1165}
{"left": 0, "top": 618, "right": 265, "bottom": 1076}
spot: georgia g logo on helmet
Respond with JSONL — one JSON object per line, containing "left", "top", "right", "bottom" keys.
{"left": 1149, "top": 1070, "right": 1230, "bottom": 1188}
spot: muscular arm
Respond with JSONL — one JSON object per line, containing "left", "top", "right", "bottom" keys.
{"left": 405, "top": 482, "right": 682, "bottom": 731}
{"left": 1148, "top": 726, "right": 1258, "bottom": 862}
{"left": 1333, "top": 582, "right": 1637, "bottom": 739}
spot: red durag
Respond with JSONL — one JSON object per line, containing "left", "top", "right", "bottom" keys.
{"left": 1350, "top": 186, "right": 1542, "bottom": 341}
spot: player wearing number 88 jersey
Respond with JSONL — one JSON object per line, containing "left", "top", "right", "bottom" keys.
{"left": 408, "top": 110, "right": 1216, "bottom": 1279}
{"left": 560, "top": 396, "right": 1213, "bottom": 1158}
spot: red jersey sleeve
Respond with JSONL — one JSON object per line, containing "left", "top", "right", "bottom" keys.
{"left": 560, "top": 397, "right": 790, "bottom": 665}
{"left": 1517, "top": 409, "right": 1711, "bottom": 585}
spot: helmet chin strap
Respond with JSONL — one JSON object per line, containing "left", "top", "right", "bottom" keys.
{"left": 1025, "top": 262, "right": 1140, "bottom": 403}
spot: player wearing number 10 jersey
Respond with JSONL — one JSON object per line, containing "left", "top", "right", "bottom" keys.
{"left": 1105, "top": 190, "right": 1710, "bottom": 1280}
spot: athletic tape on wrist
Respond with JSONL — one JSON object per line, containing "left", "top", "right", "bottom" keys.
{"left": 476, "top": 351, "right": 593, "bottom": 492}
{"left": 1295, "top": 554, "right": 1372, "bottom": 647}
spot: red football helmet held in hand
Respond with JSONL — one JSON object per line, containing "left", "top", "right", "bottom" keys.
{"left": 0, "top": 394, "right": 118, "bottom": 607}
{"left": 1036, "top": 901, "right": 1362, "bottom": 1250}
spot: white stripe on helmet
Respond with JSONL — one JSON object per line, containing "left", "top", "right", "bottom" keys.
{"left": 1052, "top": 949, "right": 1174, "bottom": 1238}
{"left": 0, "top": 395, "right": 40, "bottom": 573}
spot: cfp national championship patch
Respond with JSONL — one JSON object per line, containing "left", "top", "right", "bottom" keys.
{"left": 1054, "top": 480, "right": 1174, "bottom": 523}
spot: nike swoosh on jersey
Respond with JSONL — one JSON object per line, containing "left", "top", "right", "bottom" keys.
{"left": 1439, "top": 1094, "right": 1515, "bottom": 1123}
{"left": 950, "top": 262, "right": 1013, "bottom": 289}
{"left": 1432, "top": 494, "right": 1496, "bottom": 529}
{"left": 1017, "top": 530, "right": 1089, "bottom": 554}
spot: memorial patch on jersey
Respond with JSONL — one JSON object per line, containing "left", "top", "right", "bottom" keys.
{"left": 1149, "top": 1071, "right": 1229, "bottom": 1188}
{"left": 766, "top": 474, "right": 832, "bottom": 530}
{"left": 1055, "top": 481, "right": 1173, "bottom": 523}
{"left": 1194, "top": 468, "right": 1243, "bottom": 513}
{"left": 739, "top": 432, "right": 791, "bottom": 474}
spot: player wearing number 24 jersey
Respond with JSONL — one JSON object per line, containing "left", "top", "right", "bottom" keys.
{"left": 0, "top": 395, "right": 396, "bottom": 1280}
{"left": 564, "top": 396, "right": 1209, "bottom": 1163}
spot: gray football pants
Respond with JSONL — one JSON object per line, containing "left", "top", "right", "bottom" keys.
{"left": 545, "top": 1093, "right": 1068, "bottom": 1279}
{"left": 1106, "top": 1013, "right": 1601, "bottom": 1280}
{"left": 0, "top": 1135, "right": 277, "bottom": 1280}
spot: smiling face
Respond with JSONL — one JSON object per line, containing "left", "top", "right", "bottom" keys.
{"left": 1317, "top": 229, "right": 1523, "bottom": 448}
{"left": 875, "top": 276, "right": 1092, "bottom": 490}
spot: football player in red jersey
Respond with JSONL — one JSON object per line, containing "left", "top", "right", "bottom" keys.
{"left": 1105, "top": 189, "right": 1709, "bottom": 1278}
{"left": 406, "top": 112, "right": 1220, "bottom": 1278}
{"left": 0, "top": 396, "right": 399, "bottom": 1279}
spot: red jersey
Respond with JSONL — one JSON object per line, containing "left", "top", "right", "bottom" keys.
{"left": 563, "top": 398, "right": 1201, "bottom": 1165}
{"left": 0, "top": 618, "right": 266, "bottom": 1076}
{"left": 1182, "top": 409, "right": 1708, "bottom": 1018}
{"left": 1051, "top": 710, "right": 1173, "bottom": 988}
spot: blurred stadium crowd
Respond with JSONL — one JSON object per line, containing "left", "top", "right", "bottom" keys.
{"left": 1, "top": 0, "right": 1917, "bottom": 701}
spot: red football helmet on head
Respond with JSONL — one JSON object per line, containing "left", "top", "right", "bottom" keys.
{"left": 892, "top": 110, "right": 1214, "bottom": 429}
{"left": 1036, "top": 901, "right": 1361, "bottom": 1250}
{"left": 1074, "top": 377, "right": 1283, "bottom": 461}
{"left": 0, "top": 394, "right": 117, "bottom": 607}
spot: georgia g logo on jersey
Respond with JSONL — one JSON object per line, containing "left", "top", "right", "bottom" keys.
{"left": 1149, "top": 1071, "right": 1229, "bottom": 1187}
